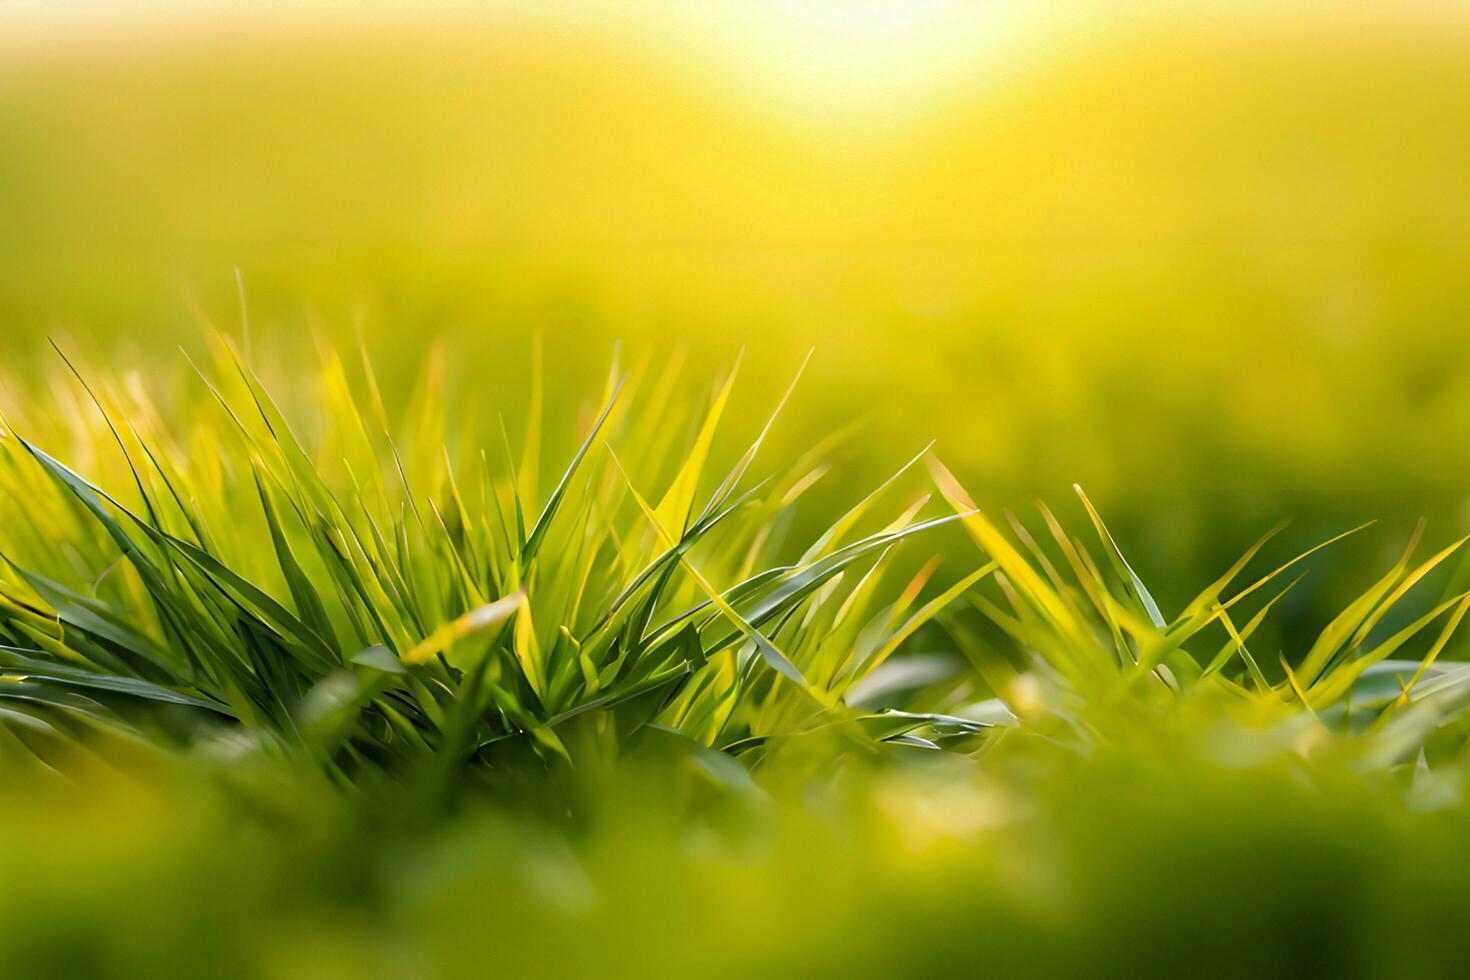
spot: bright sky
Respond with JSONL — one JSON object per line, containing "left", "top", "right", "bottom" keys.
{"left": 0, "top": 1, "right": 1060, "bottom": 123}
{"left": 3, "top": 1, "right": 1463, "bottom": 124}
{"left": 611, "top": 1, "right": 1054, "bottom": 122}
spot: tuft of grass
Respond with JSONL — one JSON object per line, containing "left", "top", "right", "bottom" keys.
{"left": 0, "top": 338, "right": 985, "bottom": 793}
{"left": 929, "top": 463, "right": 1470, "bottom": 776}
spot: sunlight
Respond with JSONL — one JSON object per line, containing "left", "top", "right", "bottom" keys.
{"left": 626, "top": 0, "right": 1050, "bottom": 123}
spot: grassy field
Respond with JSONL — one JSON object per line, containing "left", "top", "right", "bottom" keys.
{"left": 3, "top": 4, "right": 1470, "bottom": 976}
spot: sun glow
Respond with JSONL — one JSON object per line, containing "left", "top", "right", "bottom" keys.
{"left": 632, "top": 1, "right": 1049, "bottom": 123}
{"left": 1, "top": 1, "right": 1054, "bottom": 126}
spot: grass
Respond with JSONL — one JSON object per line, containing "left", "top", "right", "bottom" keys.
{"left": 3, "top": 336, "right": 1470, "bottom": 976}
{"left": 0, "top": 336, "right": 989, "bottom": 791}
{"left": 4, "top": 11, "right": 1469, "bottom": 976}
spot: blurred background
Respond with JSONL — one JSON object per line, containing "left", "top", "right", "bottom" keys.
{"left": 3, "top": 0, "right": 1470, "bottom": 611}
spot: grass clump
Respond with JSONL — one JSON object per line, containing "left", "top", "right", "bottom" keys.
{"left": 0, "top": 338, "right": 983, "bottom": 795}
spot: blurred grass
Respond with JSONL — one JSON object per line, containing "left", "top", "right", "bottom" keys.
{"left": 2, "top": 11, "right": 1469, "bottom": 590}
{"left": 5, "top": 707, "right": 1470, "bottom": 980}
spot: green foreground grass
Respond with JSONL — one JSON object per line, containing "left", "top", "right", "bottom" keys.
{"left": 3, "top": 338, "right": 1470, "bottom": 977}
